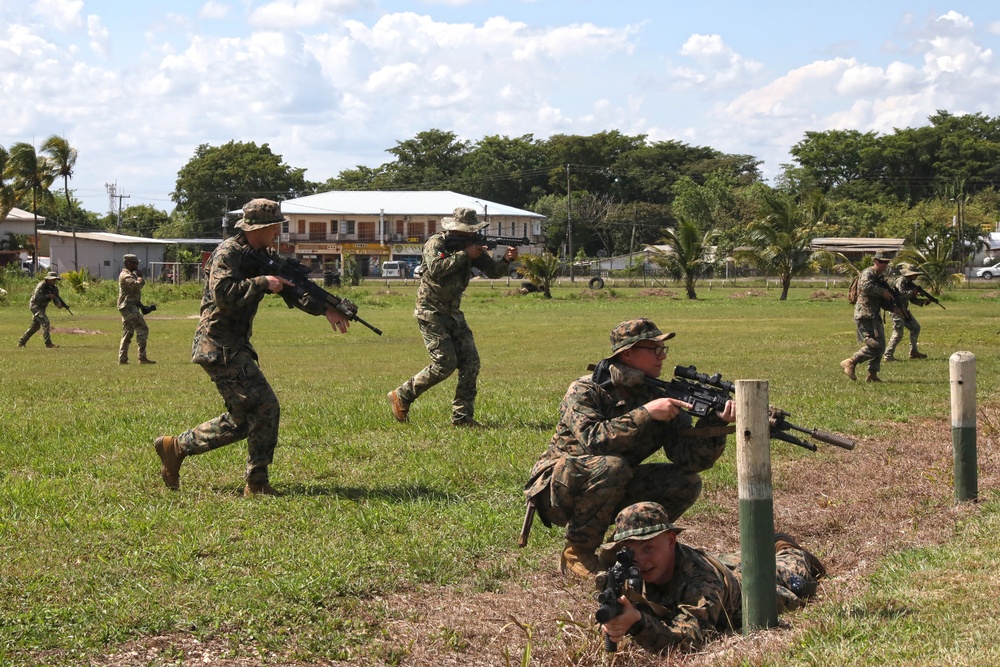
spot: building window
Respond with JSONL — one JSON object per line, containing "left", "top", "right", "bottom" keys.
{"left": 407, "top": 222, "right": 422, "bottom": 238}
{"left": 340, "top": 220, "right": 355, "bottom": 235}
{"left": 523, "top": 222, "right": 528, "bottom": 237}
{"left": 297, "top": 220, "right": 306, "bottom": 235}
{"left": 282, "top": 220, "right": 289, "bottom": 234}
{"left": 428, "top": 220, "right": 436, "bottom": 235}
{"left": 358, "top": 221, "right": 376, "bottom": 241}
{"left": 309, "top": 221, "right": 326, "bottom": 241}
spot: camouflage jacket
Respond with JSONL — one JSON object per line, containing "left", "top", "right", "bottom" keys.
{"left": 525, "top": 360, "right": 729, "bottom": 500}
{"left": 413, "top": 233, "right": 511, "bottom": 321}
{"left": 117, "top": 268, "right": 145, "bottom": 310}
{"left": 29, "top": 280, "right": 59, "bottom": 312}
{"left": 190, "top": 234, "right": 326, "bottom": 365}
{"left": 893, "top": 275, "right": 929, "bottom": 312}
{"left": 627, "top": 542, "right": 742, "bottom": 653}
{"left": 853, "top": 266, "right": 890, "bottom": 319}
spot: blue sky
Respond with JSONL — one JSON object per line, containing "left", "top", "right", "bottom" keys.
{"left": 2, "top": 0, "right": 999, "bottom": 216}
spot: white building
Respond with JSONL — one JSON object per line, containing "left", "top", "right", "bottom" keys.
{"left": 279, "top": 190, "right": 546, "bottom": 276}
{"left": 39, "top": 230, "right": 175, "bottom": 279}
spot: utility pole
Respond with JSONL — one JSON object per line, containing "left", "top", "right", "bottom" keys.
{"left": 105, "top": 182, "right": 129, "bottom": 232}
{"left": 116, "top": 191, "right": 130, "bottom": 232}
{"left": 567, "top": 164, "right": 574, "bottom": 282}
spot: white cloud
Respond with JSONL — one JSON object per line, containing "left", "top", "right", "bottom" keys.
{"left": 669, "top": 33, "right": 763, "bottom": 90}
{"left": 199, "top": 1, "right": 230, "bottom": 20}
{"left": 86, "top": 15, "right": 109, "bottom": 58}
{"left": 249, "top": 0, "right": 373, "bottom": 30}
{"left": 31, "top": 0, "right": 83, "bottom": 32}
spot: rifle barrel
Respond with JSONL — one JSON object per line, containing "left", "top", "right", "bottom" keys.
{"left": 784, "top": 422, "right": 856, "bottom": 450}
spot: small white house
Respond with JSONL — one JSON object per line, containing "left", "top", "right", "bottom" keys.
{"left": 39, "top": 230, "right": 175, "bottom": 279}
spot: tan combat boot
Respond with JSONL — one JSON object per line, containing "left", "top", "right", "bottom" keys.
{"left": 774, "top": 532, "right": 827, "bottom": 580}
{"left": 387, "top": 390, "right": 410, "bottom": 423}
{"left": 139, "top": 357, "right": 157, "bottom": 365}
{"left": 154, "top": 436, "right": 185, "bottom": 490}
{"left": 909, "top": 350, "right": 927, "bottom": 359}
{"left": 244, "top": 482, "right": 281, "bottom": 497}
{"left": 865, "top": 372, "right": 882, "bottom": 382}
{"left": 560, "top": 542, "right": 601, "bottom": 579}
{"left": 840, "top": 358, "right": 857, "bottom": 381}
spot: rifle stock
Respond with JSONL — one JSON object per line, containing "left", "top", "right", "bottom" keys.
{"left": 247, "top": 250, "right": 383, "bottom": 335}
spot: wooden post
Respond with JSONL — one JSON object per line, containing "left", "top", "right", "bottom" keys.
{"left": 950, "top": 351, "right": 978, "bottom": 502}
{"left": 736, "top": 379, "right": 778, "bottom": 631}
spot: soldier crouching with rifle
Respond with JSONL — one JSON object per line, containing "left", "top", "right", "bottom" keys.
{"left": 522, "top": 318, "right": 735, "bottom": 579}
{"left": 596, "top": 502, "right": 826, "bottom": 654}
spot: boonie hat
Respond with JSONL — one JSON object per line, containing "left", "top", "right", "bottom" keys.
{"left": 440, "top": 207, "right": 488, "bottom": 233}
{"left": 873, "top": 250, "right": 893, "bottom": 262}
{"left": 610, "top": 318, "right": 675, "bottom": 355}
{"left": 599, "top": 502, "right": 683, "bottom": 559}
{"left": 900, "top": 266, "right": 922, "bottom": 278}
{"left": 237, "top": 198, "right": 287, "bottom": 231}
{"left": 44, "top": 271, "right": 61, "bottom": 280}
{"left": 123, "top": 253, "right": 138, "bottom": 263}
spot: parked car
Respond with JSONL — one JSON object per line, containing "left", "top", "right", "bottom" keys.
{"left": 381, "top": 260, "right": 409, "bottom": 278}
{"left": 977, "top": 264, "right": 997, "bottom": 280}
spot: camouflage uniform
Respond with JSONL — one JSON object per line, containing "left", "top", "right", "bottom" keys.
{"left": 884, "top": 273, "right": 928, "bottom": 359}
{"left": 117, "top": 256, "right": 151, "bottom": 363}
{"left": 174, "top": 209, "right": 326, "bottom": 486}
{"left": 600, "top": 502, "right": 825, "bottom": 654}
{"left": 848, "top": 264, "right": 890, "bottom": 374}
{"left": 18, "top": 275, "right": 62, "bottom": 347}
{"left": 525, "top": 319, "right": 730, "bottom": 554}
{"left": 393, "top": 208, "right": 512, "bottom": 424}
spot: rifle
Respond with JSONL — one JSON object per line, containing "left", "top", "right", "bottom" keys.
{"left": 246, "top": 250, "right": 383, "bottom": 335}
{"left": 874, "top": 274, "right": 915, "bottom": 325}
{"left": 589, "top": 359, "right": 856, "bottom": 452}
{"left": 52, "top": 293, "right": 74, "bottom": 316}
{"left": 595, "top": 547, "right": 642, "bottom": 652}
{"left": 140, "top": 302, "right": 158, "bottom": 315}
{"left": 907, "top": 281, "right": 946, "bottom": 310}
{"left": 442, "top": 231, "right": 529, "bottom": 254}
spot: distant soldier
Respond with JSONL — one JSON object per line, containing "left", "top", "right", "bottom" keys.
{"left": 883, "top": 266, "right": 930, "bottom": 362}
{"left": 841, "top": 250, "right": 901, "bottom": 382}
{"left": 16, "top": 272, "right": 64, "bottom": 349}
{"left": 117, "top": 253, "right": 155, "bottom": 365}
{"left": 387, "top": 207, "right": 518, "bottom": 427}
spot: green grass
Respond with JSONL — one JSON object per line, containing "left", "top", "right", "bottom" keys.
{"left": 2, "top": 276, "right": 1000, "bottom": 664}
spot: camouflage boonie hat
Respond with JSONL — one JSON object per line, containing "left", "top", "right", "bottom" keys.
{"left": 44, "top": 271, "right": 61, "bottom": 281}
{"left": 873, "top": 250, "right": 893, "bottom": 262}
{"left": 440, "top": 207, "right": 488, "bottom": 233}
{"left": 900, "top": 265, "right": 922, "bottom": 278}
{"left": 237, "top": 198, "right": 287, "bottom": 231}
{"left": 610, "top": 318, "right": 675, "bottom": 355}
{"left": 599, "top": 502, "right": 683, "bottom": 558}
{"left": 123, "top": 254, "right": 138, "bottom": 263}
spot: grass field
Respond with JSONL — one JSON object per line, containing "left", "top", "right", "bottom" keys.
{"left": 1, "top": 274, "right": 999, "bottom": 666}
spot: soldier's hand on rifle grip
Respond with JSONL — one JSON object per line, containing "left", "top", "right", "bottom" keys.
{"left": 645, "top": 397, "right": 693, "bottom": 421}
{"left": 504, "top": 246, "right": 519, "bottom": 262}
{"left": 266, "top": 275, "right": 292, "bottom": 293}
{"left": 465, "top": 244, "right": 484, "bottom": 259}
{"left": 324, "top": 308, "right": 350, "bottom": 334}
{"left": 600, "top": 596, "right": 641, "bottom": 644}
{"left": 718, "top": 399, "right": 736, "bottom": 423}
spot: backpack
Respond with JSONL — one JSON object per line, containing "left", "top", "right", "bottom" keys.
{"left": 847, "top": 274, "right": 860, "bottom": 305}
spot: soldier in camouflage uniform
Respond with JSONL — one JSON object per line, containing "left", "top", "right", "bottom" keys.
{"left": 154, "top": 199, "right": 351, "bottom": 497}
{"left": 884, "top": 266, "right": 929, "bottom": 362}
{"left": 524, "top": 318, "right": 735, "bottom": 579}
{"left": 388, "top": 207, "right": 518, "bottom": 427}
{"left": 17, "top": 272, "right": 64, "bottom": 349}
{"left": 597, "top": 502, "right": 826, "bottom": 654}
{"left": 117, "top": 253, "right": 155, "bottom": 365}
{"left": 841, "top": 250, "right": 902, "bottom": 382}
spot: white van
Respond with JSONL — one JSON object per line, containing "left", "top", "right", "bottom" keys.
{"left": 381, "top": 261, "right": 408, "bottom": 278}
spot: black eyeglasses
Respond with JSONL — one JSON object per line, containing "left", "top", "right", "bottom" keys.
{"left": 633, "top": 344, "right": 668, "bottom": 357}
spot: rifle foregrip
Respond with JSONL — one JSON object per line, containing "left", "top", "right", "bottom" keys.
{"left": 811, "top": 430, "right": 856, "bottom": 450}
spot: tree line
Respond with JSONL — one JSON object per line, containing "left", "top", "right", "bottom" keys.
{"left": 4, "top": 110, "right": 998, "bottom": 294}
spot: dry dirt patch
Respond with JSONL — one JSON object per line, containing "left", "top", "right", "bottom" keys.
{"left": 50, "top": 409, "right": 1000, "bottom": 667}
{"left": 728, "top": 290, "right": 770, "bottom": 299}
{"left": 50, "top": 327, "right": 106, "bottom": 335}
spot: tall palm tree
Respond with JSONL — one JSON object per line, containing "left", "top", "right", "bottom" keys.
{"left": 0, "top": 145, "right": 15, "bottom": 222}
{"left": 736, "top": 191, "right": 825, "bottom": 300}
{"left": 41, "top": 135, "right": 79, "bottom": 269}
{"left": 4, "top": 142, "right": 55, "bottom": 274}
{"left": 651, "top": 216, "right": 715, "bottom": 299}
{"left": 897, "top": 234, "right": 964, "bottom": 294}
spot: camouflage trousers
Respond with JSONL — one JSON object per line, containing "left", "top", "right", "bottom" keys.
{"left": 176, "top": 350, "right": 280, "bottom": 485}
{"left": 543, "top": 455, "right": 703, "bottom": 548}
{"left": 885, "top": 313, "right": 920, "bottom": 357}
{"left": 717, "top": 544, "right": 825, "bottom": 612}
{"left": 851, "top": 316, "right": 885, "bottom": 373}
{"left": 396, "top": 316, "right": 481, "bottom": 423}
{"left": 18, "top": 307, "right": 52, "bottom": 346}
{"left": 118, "top": 307, "right": 149, "bottom": 362}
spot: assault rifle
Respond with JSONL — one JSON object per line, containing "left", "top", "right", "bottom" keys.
{"left": 595, "top": 547, "right": 642, "bottom": 653}
{"left": 53, "top": 293, "right": 74, "bottom": 316}
{"left": 140, "top": 302, "right": 158, "bottom": 315}
{"left": 874, "top": 274, "right": 915, "bottom": 325}
{"left": 906, "top": 280, "right": 946, "bottom": 310}
{"left": 589, "top": 359, "right": 856, "bottom": 452}
{"left": 442, "top": 231, "right": 529, "bottom": 254}
{"left": 246, "top": 250, "right": 383, "bottom": 335}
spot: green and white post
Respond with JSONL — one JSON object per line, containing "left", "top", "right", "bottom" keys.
{"left": 949, "top": 351, "right": 978, "bottom": 503}
{"left": 736, "top": 379, "right": 778, "bottom": 631}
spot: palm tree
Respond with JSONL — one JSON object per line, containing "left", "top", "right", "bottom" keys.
{"left": 736, "top": 191, "right": 825, "bottom": 300}
{"left": 517, "top": 251, "right": 561, "bottom": 298}
{"left": 41, "top": 135, "right": 79, "bottom": 269}
{"left": 0, "top": 145, "right": 15, "bottom": 222}
{"left": 651, "top": 216, "right": 714, "bottom": 299}
{"left": 897, "top": 234, "right": 964, "bottom": 294}
{"left": 4, "top": 142, "right": 55, "bottom": 274}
